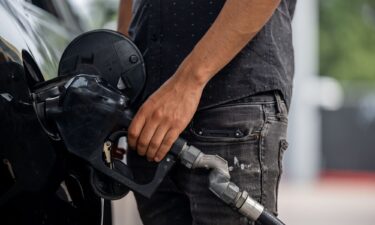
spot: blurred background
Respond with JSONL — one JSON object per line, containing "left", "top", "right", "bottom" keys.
{"left": 28, "top": 0, "right": 375, "bottom": 224}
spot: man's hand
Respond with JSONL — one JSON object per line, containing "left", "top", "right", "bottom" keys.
{"left": 127, "top": 66, "right": 205, "bottom": 162}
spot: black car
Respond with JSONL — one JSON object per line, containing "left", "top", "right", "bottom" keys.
{"left": 0, "top": 1, "right": 111, "bottom": 224}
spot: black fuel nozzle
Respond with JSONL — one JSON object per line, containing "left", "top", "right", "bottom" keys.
{"left": 32, "top": 75, "right": 131, "bottom": 139}
{"left": 32, "top": 74, "right": 184, "bottom": 199}
{"left": 30, "top": 30, "right": 183, "bottom": 200}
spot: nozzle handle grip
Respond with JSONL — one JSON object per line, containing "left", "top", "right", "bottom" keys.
{"left": 89, "top": 136, "right": 187, "bottom": 199}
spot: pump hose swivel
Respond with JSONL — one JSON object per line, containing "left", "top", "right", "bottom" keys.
{"left": 174, "top": 139, "right": 285, "bottom": 225}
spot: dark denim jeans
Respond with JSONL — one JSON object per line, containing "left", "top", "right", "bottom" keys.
{"left": 128, "top": 92, "right": 289, "bottom": 225}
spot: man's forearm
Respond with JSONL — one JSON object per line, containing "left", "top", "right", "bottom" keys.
{"left": 118, "top": 0, "right": 133, "bottom": 36}
{"left": 178, "top": 0, "right": 281, "bottom": 86}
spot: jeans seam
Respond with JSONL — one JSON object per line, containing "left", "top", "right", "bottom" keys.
{"left": 276, "top": 139, "right": 288, "bottom": 214}
{"left": 188, "top": 126, "right": 260, "bottom": 143}
{"left": 196, "top": 102, "right": 265, "bottom": 115}
{"left": 276, "top": 142, "right": 282, "bottom": 214}
{"left": 258, "top": 104, "right": 269, "bottom": 205}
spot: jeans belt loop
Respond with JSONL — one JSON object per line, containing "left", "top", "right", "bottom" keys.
{"left": 274, "top": 91, "right": 285, "bottom": 118}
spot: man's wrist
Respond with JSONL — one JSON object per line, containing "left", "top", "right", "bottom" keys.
{"left": 174, "top": 53, "right": 214, "bottom": 89}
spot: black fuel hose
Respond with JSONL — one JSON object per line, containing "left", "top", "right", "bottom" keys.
{"left": 257, "top": 210, "right": 285, "bottom": 225}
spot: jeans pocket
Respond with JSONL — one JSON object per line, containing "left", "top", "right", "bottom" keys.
{"left": 189, "top": 104, "right": 264, "bottom": 143}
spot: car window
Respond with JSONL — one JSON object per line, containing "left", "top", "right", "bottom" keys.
{"left": 66, "top": 0, "right": 119, "bottom": 30}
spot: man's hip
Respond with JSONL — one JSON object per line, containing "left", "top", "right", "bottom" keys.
{"left": 128, "top": 91, "right": 289, "bottom": 225}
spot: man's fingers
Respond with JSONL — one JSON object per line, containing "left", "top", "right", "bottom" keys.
{"left": 127, "top": 111, "right": 146, "bottom": 149}
{"left": 145, "top": 124, "right": 169, "bottom": 161}
{"left": 136, "top": 118, "right": 159, "bottom": 156}
{"left": 154, "top": 129, "right": 179, "bottom": 162}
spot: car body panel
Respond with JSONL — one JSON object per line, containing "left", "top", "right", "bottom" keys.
{"left": 1, "top": 0, "right": 76, "bottom": 80}
{"left": 0, "top": 0, "right": 105, "bottom": 224}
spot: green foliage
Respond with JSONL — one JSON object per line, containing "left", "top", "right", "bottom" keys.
{"left": 319, "top": 0, "right": 375, "bottom": 81}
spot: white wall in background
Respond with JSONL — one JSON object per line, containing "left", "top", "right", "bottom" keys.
{"left": 285, "top": 0, "right": 321, "bottom": 183}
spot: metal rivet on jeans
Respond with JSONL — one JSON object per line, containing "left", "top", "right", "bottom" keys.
{"left": 235, "top": 129, "right": 243, "bottom": 137}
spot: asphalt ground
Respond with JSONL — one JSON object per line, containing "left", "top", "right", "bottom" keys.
{"left": 278, "top": 178, "right": 375, "bottom": 225}
{"left": 113, "top": 178, "right": 375, "bottom": 225}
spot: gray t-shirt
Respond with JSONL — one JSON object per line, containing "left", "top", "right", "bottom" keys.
{"left": 129, "top": 0, "right": 297, "bottom": 109}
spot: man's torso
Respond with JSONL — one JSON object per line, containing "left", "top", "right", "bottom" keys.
{"left": 129, "top": 0, "right": 297, "bottom": 109}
